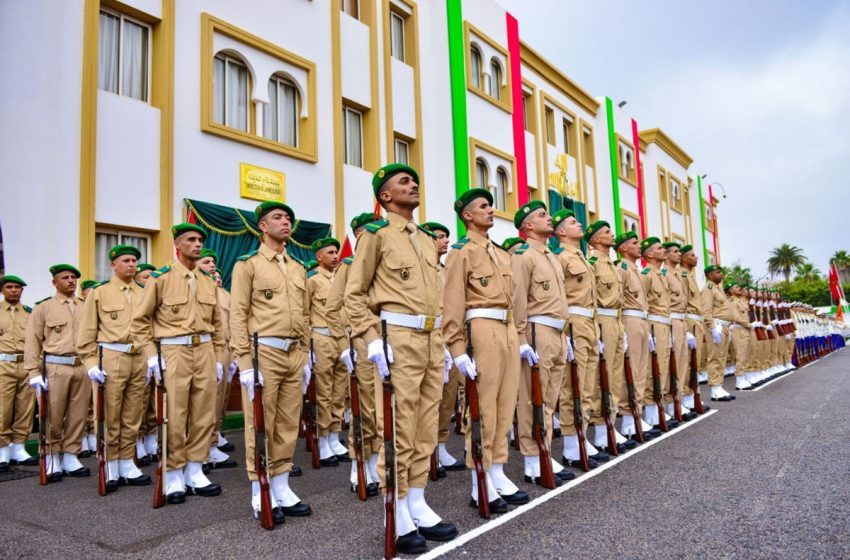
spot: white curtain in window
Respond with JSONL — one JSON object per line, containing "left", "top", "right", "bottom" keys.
{"left": 226, "top": 59, "right": 248, "bottom": 131}
{"left": 391, "top": 14, "right": 405, "bottom": 62}
{"left": 95, "top": 233, "right": 119, "bottom": 281}
{"left": 121, "top": 20, "right": 148, "bottom": 100}
{"left": 213, "top": 56, "right": 225, "bottom": 124}
{"left": 495, "top": 169, "right": 508, "bottom": 211}
{"left": 344, "top": 109, "right": 362, "bottom": 167}
{"left": 470, "top": 49, "right": 481, "bottom": 89}
{"left": 264, "top": 79, "right": 278, "bottom": 140}
{"left": 395, "top": 140, "right": 409, "bottom": 165}
{"left": 475, "top": 160, "right": 487, "bottom": 188}
{"left": 490, "top": 61, "right": 501, "bottom": 100}
{"left": 122, "top": 234, "right": 148, "bottom": 263}
{"left": 98, "top": 12, "right": 120, "bottom": 94}
{"left": 280, "top": 81, "right": 297, "bottom": 146}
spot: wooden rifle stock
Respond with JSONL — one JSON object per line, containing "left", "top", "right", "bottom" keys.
{"left": 252, "top": 333, "right": 274, "bottom": 530}
{"left": 152, "top": 341, "right": 166, "bottom": 509}
{"left": 466, "top": 323, "right": 490, "bottom": 518}
{"left": 349, "top": 342, "right": 368, "bottom": 500}
{"left": 667, "top": 343, "right": 683, "bottom": 422}
{"left": 623, "top": 352, "right": 644, "bottom": 442}
{"left": 529, "top": 324, "right": 557, "bottom": 488}
{"left": 567, "top": 324, "right": 590, "bottom": 472}
{"left": 454, "top": 393, "right": 463, "bottom": 435}
{"left": 38, "top": 353, "right": 48, "bottom": 486}
{"left": 306, "top": 338, "right": 320, "bottom": 469}
{"left": 688, "top": 327, "right": 706, "bottom": 414}
{"left": 649, "top": 326, "right": 669, "bottom": 432}
{"left": 380, "top": 321, "right": 397, "bottom": 560}
{"left": 749, "top": 302, "right": 767, "bottom": 341}
{"left": 96, "top": 346, "right": 107, "bottom": 497}
{"left": 596, "top": 326, "right": 617, "bottom": 456}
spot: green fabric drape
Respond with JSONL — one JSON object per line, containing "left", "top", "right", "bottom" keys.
{"left": 547, "top": 190, "right": 588, "bottom": 253}
{"left": 185, "top": 199, "right": 331, "bottom": 289}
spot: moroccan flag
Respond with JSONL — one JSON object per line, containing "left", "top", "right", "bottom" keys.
{"left": 338, "top": 235, "right": 353, "bottom": 262}
{"left": 829, "top": 262, "right": 845, "bottom": 321}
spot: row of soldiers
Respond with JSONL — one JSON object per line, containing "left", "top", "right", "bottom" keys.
{"left": 0, "top": 163, "right": 836, "bottom": 556}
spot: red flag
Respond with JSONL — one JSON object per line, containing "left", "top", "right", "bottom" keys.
{"left": 338, "top": 235, "right": 353, "bottom": 261}
{"left": 830, "top": 262, "right": 846, "bottom": 321}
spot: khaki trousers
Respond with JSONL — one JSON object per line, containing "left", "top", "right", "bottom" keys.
{"left": 464, "top": 318, "right": 519, "bottom": 470}
{"left": 623, "top": 316, "right": 648, "bottom": 414}
{"left": 313, "top": 333, "right": 348, "bottom": 436}
{"left": 598, "top": 316, "right": 626, "bottom": 415}
{"left": 707, "top": 327, "right": 731, "bottom": 386}
{"left": 45, "top": 363, "right": 90, "bottom": 454}
{"left": 374, "top": 327, "right": 443, "bottom": 498}
{"left": 564, "top": 315, "right": 600, "bottom": 425}
{"left": 783, "top": 334, "right": 796, "bottom": 363}
{"left": 770, "top": 334, "right": 781, "bottom": 366}
{"left": 0, "top": 361, "right": 35, "bottom": 446}
{"left": 518, "top": 324, "right": 565, "bottom": 452}
{"left": 349, "top": 336, "right": 380, "bottom": 458}
{"left": 211, "top": 349, "right": 232, "bottom": 446}
{"left": 683, "top": 319, "right": 704, "bottom": 396}
{"left": 647, "top": 322, "right": 671, "bottom": 406}
{"left": 437, "top": 365, "right": 461, "bottom": 443}
{"left": 161, "top": 343, "right": 216, "bottom": 470}
{"left": 140, "top": 383, "right": 157, "bottom": 437}
{"left": 744, "top": 328, "right": 759, "bottom": 372}
{"left": 242, "top": 344, "right": 306, "bottom": 480}
{"left": 671, "top": 318, "right": 688, "bottom": 400}
{"left": 731, "top": 327, "right": 751, "bottom": 376}
{"left": 99, "top": 349, "right": 147, "bottom": 460}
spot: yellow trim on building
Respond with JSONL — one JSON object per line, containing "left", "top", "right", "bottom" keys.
{"left": 521, "top": 79, "right": 542, "bottom": 198}
{"left": 78, "top": 0, "right": 100, "bottom": 279}
{"left": 331, "top": 3, "right": 345, "bottom": 237}
{"left": 519, "top": 41, "right": 599, "bottom": 116}
{"left": 152, "top": 0, "right": 175, "bottom": 266}
{"left": 638, "top": 128, "right": 693, "bottom": 170}
{"left": 464, "top": 21, "right": 512, "bottom": 114}
{"left": 469, "top": 137, "right": 518, "bottom": 221}
{"left": 539, "top": 92, "right": 584, "bottom": 205}
{"left": 621, "top": 208, "right": 641, "bottom": 236}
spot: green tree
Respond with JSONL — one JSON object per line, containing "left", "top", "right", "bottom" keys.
{"left": 794, "top": 262, "right": 821, "bottom": 282}
{"left": 725, "top": 261, "right": 753, "bottom": 286}
{"left": 767, "top": 244, "right": 805, "bottom": 283}
{"left": 831, "top": 250, "right": 850, "bottom": 283}
{"left": 779, "top": 278, "right": 830, "bottom": 307}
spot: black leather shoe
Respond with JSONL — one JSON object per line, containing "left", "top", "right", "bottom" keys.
{"left": 16, "top": 456, "right": 38, "bottom": 466}
{"left": 105, "top": 479, "right": 118, "bottom": 493}
{"left": 563, "top": 457, "right": 599, "bottom": 470}
{"left": 210, "top": 459, "right": 238, "bottom": 469}
{"left": 589, "top": 451, "right": 610, "bottom": 463}
{"left": 78, "top": 450, "right": 92, "bottom": 459}
{"left": 202, "top": 463, "right": 211, "bottom": 475}
{"left": 272, "top": 506, "right": 286, "bottom": 525}
{"left": 418, "top": 521, "right": 458, "bottom": 541}
{"left": 320, "top": 456, "right": 339, "bottom": 467}
{"left": 665, "top": 420, "right": 680, "bottom": 430}
{"left": 469, "top": 497, "right": 508, "bottom": 514}
{"left": 555, "top": 469, "right": 575, "bottom": 482}
{"left": 137, "top": 455, "right": 152, "bottom": 466}
{"left": 524, "top": 474, "right": 565, "bottom": 486}
{"left": 121, "top": 474, "right": 152, "bottom": 486}
{"left": 47, "top": 472, "right": 62, "bottom": 483}
{"left": 443, "top": 460, "right": 465, "bottom": 472}
{"left": 64, "top": 467, "right": 91, "bottom": 477}
{"left": 367, "top": 482, "right": 379, "bottom": 496}
{"left": 396, "top": 530, "right": 427, "bottom": 555}
{"left": 699, "top": 405, "right": 712, "bottom": 413}
{"left": 552, "top": 428, "right": 562, "bottom": 438}
{"left": 166, "top": 491, "right": 185, "bottom": 504}
{"left": 217, "top": 442, "right": 235, "bottom": 453}
{"left": 632, "top": 432, "right": 652, "bottom": 442}
{"left": 290, "top": 464, "right": 303, "bottom": 477}
{"left": 186, "top": 483, "right": 221, "bottom": 497}
{"left": 335, "top": 453, "right": 351, "bottom": 463}
{"left": 501, "top": 490, "right": 530, "bottom": 505}
{"left": 281, "top": 501, "right": 311, "bottom": 517}
{"left": 683, "top": 412, "right": 698, "bottom": 421}
{"left": 0, "top": 462, "right": 8, "bottom": 473}
{"left": 648, "top": 428, "right": 662, "bottom": 438}
{"left": 436, "top": 465, "right": 446, "bottom": 478}
{"left": 711, "top": 395, "right": 735, "bottom": 402}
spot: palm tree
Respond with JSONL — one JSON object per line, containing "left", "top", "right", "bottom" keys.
{"left": 767, "top": 244, "right": 805, "bottom": 283}
{"left": 794, "top": 262, "right": 821, "bottom": 282}
{"left": 725, "top": 261, "right": 753, "bottom": 286}
{"left": 831, "top": 250, "right": 850, "bottom": 283}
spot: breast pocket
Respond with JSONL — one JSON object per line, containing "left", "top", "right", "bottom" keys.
{"left": 45, "top": 316, "right": 69, "bottom": 335}
{"left": 100, "top": 301, "right": 125, "bottom": 323}
{"left": 162, "top": 293, "right": 189, "bottom": 322}
{"left": 254, "top": 276, "right": 283, "bottom": 303}
{"left": 532, "top": 269, "right": 555, "bottom": 297}
{"left": 197, "top": 289, "right": 217, "bottom": 323}
{"left": 384, "top": 256, "right": 416, "bottom": 283}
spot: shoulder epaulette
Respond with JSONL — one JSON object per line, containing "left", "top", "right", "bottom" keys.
{"left": 514, "top": 243, "right": 529, "bottom": 255}
{"left": 364, "top": 219, "right": 389, "bottom": 233}
{"left": 641, "top": 267, "right": 650, "bottom": 275}
{"left": 707, "top": 283, "right": 713, "bottom": 289}
{"left": 90, "top": 280, "right": 108, "bottom": 290}
{"left": 150, "top": 265, "right": 171, "bottom": 278}
{"left": 236, "top": 249, "right": 259, "bottom": 262}
{"left": 494, "top": 242, "right": 510, "bottom": 253}
{"left": 289, "top": 255, "right": 306, "bottom": 269}
{"left": 35, "top": 296, "right": 51, "bottom": 306}
{"left": 199, "top": 268, "right": 214, "bottom": 278}
{"left": 23, "top": 305, "right": 32, "bottom": 313}
{"left": 661, "top": 269, "right": 667, "bottom": 277}
{"left": 342, "top": 256, "right": 354, "bottom": 265}
{"left": 681, "top": 270, "right": 688, "bottom": 277}
{"left": 451, "top": 236, "right": 470, "bottom": 250}
{"left": 588, "top": 256, "right": 597, "bottom": 265}
{"left": 306, "top": 269, "right": 318, "bottom": 279}
{"left": 418, "top": 225, "right": 437, "bottom": 238}
{"left": 620, "top": 262, "right": 628, "bottom": 270}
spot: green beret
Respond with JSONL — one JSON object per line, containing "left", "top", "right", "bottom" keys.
{"left": 454, "top": 188, "right": 493, "bottom": 217}
{"left": 680, "top": 244, "right": 694, "bottom": 255}
{"left": 421, "top": 222, "right": 450, "bottom": 236}
{"left": 199, "top": 248, "right": 218, "bottom": 261}
{"left": 255, "top": 201, "right": 295, "bottom": 223}
{"left": 614, "top": 231, "right": 638, "bottom": 250}
{"left": 372, "top": 163, "right": 419, "bottom": 197}
{"left": 311, "top": 237, "right": 340, "bottom": 253}
{"left": 704, "top": 264, "right": 723, "bottom": 275}
{"left": 109, "top": 244, "right": 142, "bottom": 261}
{"left": 305, "top": 259, "right": 318, "bottom": 271}
{"left": 551, "top": 209, "right": 575, "bottom": 230}
{"left": 49, "top": 264, "right": 81, "bottom": 278}
{"left": 171, "top": 222, "right": 206, "bottom": 240}
{"left": 723, "top": 281, "right": 735, "bottom": 292}
{"left": 0, "top": 275, "right": 26, "bottom": 287}
{"left": 662, "top": 241, "right": 681, "bottom": 250}
{"left": 584, "top": 220, "right": 610, "bottom": 243}
{"left": 80, "top": 279, "right": 99, "bottom": 291}
{"left": 135, "top": 263, "right": 156, "bottom": 275}
{"left": 640, "top": 236, "right": 661, "bottom": 254}
{"left": 350, "top": 212, "right": 375, "bottom": 232}
{"left": 501, "top": 237, "right": 524, "bottom": 251}
{"left": 513, "top": 200, "right": 547, "bottom": 229}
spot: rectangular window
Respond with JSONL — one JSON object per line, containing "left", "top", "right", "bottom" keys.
{"left": 98, "top": 9, "right": 150, "bottom": 102}
{"left": 581, "top": 126, "right": 595, "bottom": 167}
{"left": 562, "top": 118, "right": 573, "bottom": 156}
{"left": 658, "top": 169, "right": 667, "bottom": 202}
{"left": 670, "top": 178, "right": 682, "bottom": 211}
{"left": 544, "top": 106, "right": 555, "bottom": 146}
{"left": 493, "top": 168, "right": 508, "bottom": 212}
{"left": 263, "top": 76, "right": 298, "bottom": 147}
{"left": 390, "top": 12, "right": 405, "bottom": 62}
{"left": 213, "top": 53, "right": 249, "bottom": 132}
{"left": 523, "top": 90, "right": 534, "bottom": 133}
{"left": 343, "top": 106, "right": 363, "bottom": 167}
{"left": 340, "top": 0, "right": 359, "bottom": 19}
{"left": 394, "top": 138, "right": 409, "bottom": 165}
{"left": 95, "top": 230, "right": 150, "bottom": 282}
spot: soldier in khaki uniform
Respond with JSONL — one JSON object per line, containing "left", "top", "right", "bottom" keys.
{"left": 700, "top": 265, "right": 736, "bottom": 402}
{"left": 327, "top": 212, "right": 381, "bottom": 496}
{"left": 230, "top": 201, "right": 313, "bottom": 523}
{"left": 728, "top": 283, "right": 754, "bottom": 391}
{"left": 345, "top": 164, "right": 458, "bottom": 554}
{"left": 551, "top": 209, "right": 609, "bottom": 464}
{"left": 307, "top": 237, "right": 351, "bottom": 466}
{"left": 501, "top": 237, "right": 524, "bottom": 255}
{"left": 443, "top": 189, "right": 527, "bottom": 512}
{"left": 0, "top": 275, "right": 36, "bottom": 471}
{"left": 662, "top": 241, "right": 697, "bottom": 420}
{"left": 131, "top": 223, "right": 226, "bottom": 503}
{"left": 25, "top": 264, "right": 90, "bottom": 480}
{"left": 510, "top": 201, "right": 575, "bottom": 480}
{"left": 132, "top": 263, "right": 159, "bottom": 465}
{"left": 76, "top": 245, "right": 151, "bottom": 491}
{"left": 680, "top": 246, "right": 708, "bottom": 410}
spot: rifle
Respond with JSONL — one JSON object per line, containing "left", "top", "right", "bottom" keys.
{"left": 761, "top": 294, "right": 776, "bottom": 340}
{"left": 380, "top": 320, "right": 397, "bottom": 560}
{"left": 529, "top": 324, "right": 557, "bottom": 488}
{"left": 749, "top": 299, "right": 767, "bottom": 341}
{"left": 512, "top": 410, "right": 520, "bottom": 450}
{"left": 667, "top": 341, "right": 683, "bottom": 422}
{"left": 152, "top": 341, "right": 167, "bottom": 509}
{"left": 649, "top": 326, "right": 669, "bottom": 432}
{"left": 454, "top": 393, "right": 463, "bottom": 435}
{"left": 38, "top": 352, "right": 49, "bottom": 486}
{"left": 466, "top": 322, "right": 489, "bottom": 518}
{"left": 567, "top": 324, "right": 590, "bottom": 472}
{"left": 623, "top": 351, "right": 644, "bottom": 442}
{"left": 96, "top": 346, "right": 107, "bottom": 496}
{"left": 596, "top": 326, "right": 618, "bottom": 456}
{"left": 252, "top": 333, "right": 274, "bottom": 529}
{"left": 349, "top": 341, "right": 368, "bottom": 500}
{"left": 688, "top": 327, "right": 706, "bottom": 414}
{"left": 305, "top": 338, "right": 320, "bottom": 469}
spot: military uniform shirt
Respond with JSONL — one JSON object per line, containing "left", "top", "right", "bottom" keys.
{"left": 326, "top": 257, "right": 353, "bottom": 349}
{"left": 557, "top": 244, "right": 596, "bottom": 309}
{"left": 700, "top": 281, "right": 734, "bottom": 328}
{"left": 24, "top": 295, "right": 84, "bottom": 377}
{"left": 618, "top": 260, "right": 648, "bottom": 312}
{"left": 642, "top": 264, "right": 670, "bottom": 316}
{"left": 683, "top": 267, "right": 703, "bottom": 316}
{"left": 591, "top": 251, "right": 623, "bottom": 310}
{"left": 0, "top": 300, "right": 30, "bottom": 354}
{"left": 77, "top": 276, "right": 144, "bottom": 370}
{"left": 510, "top": 238, "right": 568, "bottom": 347}
{"left": 666, "top": 265, "right": 687, "bottom": 314}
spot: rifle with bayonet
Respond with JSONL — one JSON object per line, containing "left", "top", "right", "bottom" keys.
{"left": 152, "top": 341, "right": 167, "bottom": 509}
{"left": 349, "top": 341, "right": 368, "bottom": 500}
{"left": 529, "top": 324, "right": 557, "bottom": 488}
{"left": 252, "top": 333, "right": 274, "bottom": 529}
{"left": 305, "top": 337, "right": 320, "bottom": 469}
{"left": 567, "top": 324, "right": 590, "bottom": 472}
{"left": 380, "top": 320, "right": 397, "bottom": 560}
{"left": 96, "top": 345, "right": 107, "bottom": 496}
{"left": 38, "top": 352, "right": 49, "bottom": 486}
{"left": 466, "top": 322, "right": 489, "bottom": 518}
{"left": 596, "top": 326, "right": 618, "bottom": 456}
{"left": 667, "top": 340, "right": 683, "bottom": 422}
{"left": 649, "top": 326, "right": 669, "bottom": 432}
{"left": 688, "top": 327, "right": 706, "bottom": 414}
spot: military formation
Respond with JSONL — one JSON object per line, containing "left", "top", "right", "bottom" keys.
{"left": 0, "top": 163, "right": 845, "bottom": 557}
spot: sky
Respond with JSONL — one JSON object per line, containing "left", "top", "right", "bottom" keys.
{"left": 500, "top": 0, "right": 850, "bottom": 280}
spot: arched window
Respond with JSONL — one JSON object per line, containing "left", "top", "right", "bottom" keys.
{"left": 264, "top": 73, "right": 298, "bottom": 146}
{"left": 475, "top": 158, "right": 488, "bottom": 188}
{"left": 213, "top": 52, "right": 250, "bottom": 131}
{"left": 493, "top": 167, "right": 508, "bottom": 212}
{"left": 470, "top": 46, "right": 483, "bottom": 89}
{"left": 489, "top": 59, "right": 502, "bottom": 100}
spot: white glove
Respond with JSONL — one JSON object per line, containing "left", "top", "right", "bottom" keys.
{"left": 340, "top": 348, "right": 357, "bottom": 374}
{"left": 454, "top": 353, "right": 477, "bottom": 380}
{"left": 711, "top": 327, "right": 722, "bottom": 344}
{"left": 227, "top": 360, "right": 238, "bottom": 383}
{"left": 623, "top": 332, "right": 629, "bottom": 353}
{"left": 597, "top": 339, "right": 605, "bottom": 354}
{"left": 87, "top": 366, "right": 106, "bottom": 385}
{"left": 648, "top": 335, "right": 657, "bottom": 353}
{"left": 147, "top": 355, "right": 165, "bottom": 384}
{"left": 766, "top": 324, "right": 774, "bottom": 331}
{"left": 785, "top": 334, "right": 792, "bottom": 341}
{"left": 565, "top": 337, "right": 575, "bottom": 362}
{"left": 443, "top": 347, "right": 453, "bottom": 383}
{"left": 686, "top": 332, "right": 696, "bottom": 349}
{"left": 216, "top": 362, "right": 224, "bottom": 383}
{"left": 239, "top": 368, "right": 263, "bottom": 402}
{"left": 29, "top": 375, "right": 48, "bottom": 393}
{"left": 367, "top": 338, "right": 394, "bottom": 380}
{"left": 302, "top": 365, "right": 312, "bottom": 395}
{"left": 519, "top": 344, "right": 539, "bottom": 366}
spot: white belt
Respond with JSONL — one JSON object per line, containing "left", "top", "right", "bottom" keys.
{"left": 380, "top": 311, "right": 442, "bottom": 331}
{"left": 597, "top": 308, "right": 619, "bottom": 318}
{"left": 45, "top": 354, "right": 82, "bottom": 366}
{"left": 567, "top": 306, "right": 594, "bottom": 319}
{"left": 465, "top": 308, "right": 512, "bottom": 323}
{"left": 622, "top": 309, "right": 648, "bottom": 319}
{"left": 159, "top": 334, "right": 212, "bottom": 347}
{"left": 312, "top": 327, "right": 331, "bottom": 336}
{"left": 258, "top": 336, "right": 300, "bottom": 352}
{"left": 98, "top": 342, "right": 135, "bottom": 354}
{"left": 527, "top": 315, "right": 566, "bottom": 331}
{"left": 670, "top": 312, "right": 686, "bottom": 321}
{"left": 715, "top": 319, "right": 731, "bottom": 327}
{"left": 686, "top": 314, "right": 704, "bottom": 322}
{"left": 647, "top": 314, "right": 672, "bottom": 326}
{"left": 0, "top": 353, "right": 23, "bottom": 362}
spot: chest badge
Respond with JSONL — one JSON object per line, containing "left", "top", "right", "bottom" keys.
{"left": 577, "top": 274, "right": 584, "bottom": 283}
{"left": 481, "top": 277, "right": 489, "bottom": 287}
{"left": 401, "top": 269, "right": 410, "bottom": 281}
{"left": 110, "top": 312, "right": 118, "bottom": 320}
{"left": 0, "top": 329, "right": 4, "bottom": 336}
{"left": 171, "top": 305, "right": 180, "bottom": 313}
{"left": 264, "top": 290, "right": 273, "bottom": 300}
{"left": 54, "top": 325, "right": 62, "bottom": 333}
{"left": 543, "top": 281, "right": 550, "bottom": 291}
